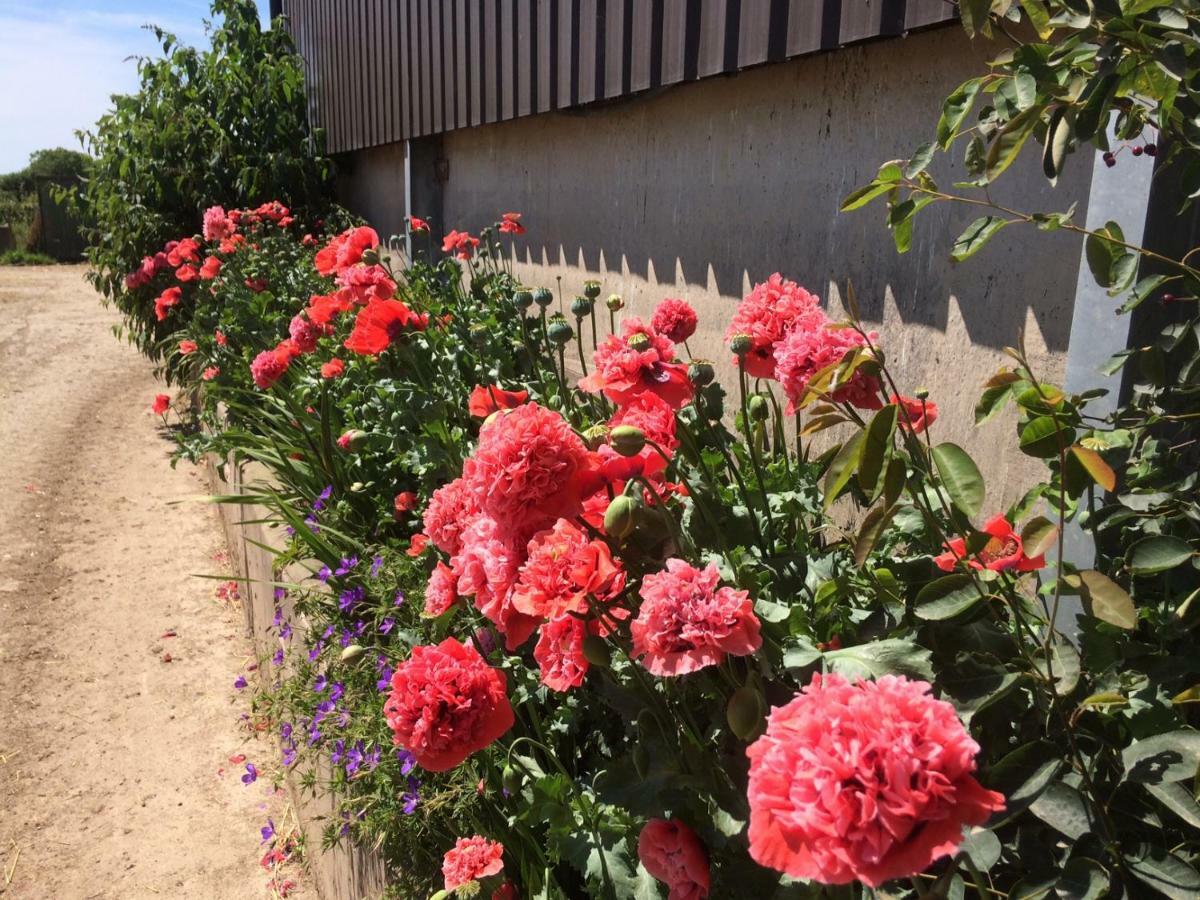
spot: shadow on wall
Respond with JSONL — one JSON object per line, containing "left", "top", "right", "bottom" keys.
{"left": 439, "top": 25, "right": 1091, "bottom": 353}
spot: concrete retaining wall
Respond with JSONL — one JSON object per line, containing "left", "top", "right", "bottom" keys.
{"left": 207, "top": 456, "right": 390, "bottom": 900}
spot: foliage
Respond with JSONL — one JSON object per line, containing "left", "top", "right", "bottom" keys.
{"left": 0, "top": 147, "right": 94, "bottom": 195}
{"left": 75, "top": 0, "right": 331, "bottom": 366}
{"left": 0, "top": 249, "right": 55, "bottom": 266}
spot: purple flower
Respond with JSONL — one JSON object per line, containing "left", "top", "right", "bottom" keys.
{"left": 396, "top": 749, "right": 417, "bottom": 776}
{"left": 307, "top": 723, "right": 322, "bottom": 746}
{"left": 272, "top": 648, "right": 284, "bottom": 667}
{"left": 234, "top": 675, "right": 248, "bottom": 690}
{"left": 280, "top": 622, "right": 293, "bottom": 640}
{"left": 339, "top": 628, "right": 353, "bottom": 648}
{"left": 308, "top": 641, "right": 325, "bottom": 662}
{"left": 304, "top": 514, "right": 321, "bottom": 534}
{"left": 272, "top": 605, "right": 284, "bottom": 627}
{"left": 285, "top": 525, "right": 296, "bottom": 536}
{"left": 380, "top": 618, "right": 395, "bottom": 635}
{"left": 338, "top": 586, "right": 365, "bottom": 613}
{"left": 281, "top": 745, "right": 297, "bottom": 766}
{"left": 376, "top": 666, "right": 394, "bottom": 692}
{"left": 260, "top": 820, "right": 276, "bottom": 843}
{"left": 334, "top": 556, "right": 358, "bottom": 576}
{"left": 280, "top": 722, "right": 293, "bottom": 740}
{"left": 393, "top": 591, "right": 406, "bottom": 606}
{"left": 330, "top": 682, "right": 345, "bottom": 702}
{"left": 314, "top": 675, "right": 328, "bottom": 692}
{"left": 364, "top": 746, "right": 381, "bottom": 771}
{"left": 345, "top": 744, "right": 364, "bottom": 775}
{"left": 353, "top": 620, "right": 367, "bottom": 637}
{"left": 273, "top": 587, "right": 287, "bottom": 601}
{"left": 316, "top": 566, "right": 332, "bottom": 582}
{"left": 323, "top": 625, "right": 336, "bottom": 639}
{"left": 370, "top": 555, "right": 383, "bottom": 578}
{"left": 401, "top": 776, "right": 421, "bottom": 814}
{"left": 241, "top": 763, "right": 258, "bottom": 785}
{"left": 330, "top": 739, "right": 345, "bottom": 765}
{"left": 312, "top": 485, "right": 332, "bottom": 512}
{"left": 337, "top": 709, "right": 351, "bottom": 728}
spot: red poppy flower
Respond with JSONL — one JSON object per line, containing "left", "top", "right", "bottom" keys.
{"left": 580, "top": 318, "right": 693, "bottom": 410}
{"left": 394, "top": 491, "right": 418, "bottom": 515}
{"left": 934, "top": 514, "right": 1046, "bottom": 573}
{"left": 154, "top": 286, "right": 182, "bottom": 321}
{"left": 152, "top": 393, "right": 170, "bottom": 415}
{"left": 384, "top": 637, "right": 514, "bottom": 771}
{"left": 178, "top": 340, "right": 198, "bottom": 355}
{"left": 638, "top": 818, "right": 711, "bottom": 900}
{"left": 250, "top": 345, "right": 292, "bottom": 390}
{"left": 891, "top": 394, "right": 938, "bottom": 434}
{"left": 651, "top": 298, "right": 699, "bottom": 344}
{"left": 344, "top": 298, "right": 428, "bottom": 355}
{"left": 409, "top": 216, "right": 429, "bottom": 233}
{"left": 337, "top": 264, "right": 397, "bottom": 305}
{"left": 498, "top": 212, "right": 525, "bottom": 235}
{"left": 725, "top": 274, "right": 824, "bottom": 379}
{"left": 306, "top": 291, "right": 354, "bottom": 328}
{"left": 245, "top": 278, "right": 268, "bottom": 293}
{"left": 175, "top": 264, "right": 199, "bottom": 282}
{"left": 199, "top": 256, "right": 222, "bottom": 280}
{"left": 214, "top": 329, "right": 227, "bottom": 346}
{"left": 511, "top": 518, "right": 625, "bottom": 619}
{"left": 441, "top": 835, "right": 505, "bottom": 892}
{"left": 468, "top": 384, "right": 529, "bottom": 418}
{"left": 166, "top": 237, "right": 200, "bottom": 267}
{"left": 442, "top": 229, "right": 480, "bottom": 260}
{"left": 407, "top": 533, "right": 430, "bottom": 557}
{"left": 315, "top": 226, "right": 380, "bottom": 276}
{"left": 201, "top": 366, "right": 220, "bottom": 381}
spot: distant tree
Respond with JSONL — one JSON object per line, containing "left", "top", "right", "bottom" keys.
{"left": 0, "top": 148, "right": 94, "bottom": 194}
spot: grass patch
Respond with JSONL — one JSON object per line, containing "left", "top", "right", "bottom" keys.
{"left": 0, "top": 249, "right": 56, "bottom": 266}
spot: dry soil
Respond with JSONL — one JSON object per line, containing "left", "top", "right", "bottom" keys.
{"left": 0, "top": 265, "right": 295, "bottom": 899}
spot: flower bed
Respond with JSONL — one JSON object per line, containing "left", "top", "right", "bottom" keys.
{"left": 123, "top": 195, "right": 1200, "bottom": 899}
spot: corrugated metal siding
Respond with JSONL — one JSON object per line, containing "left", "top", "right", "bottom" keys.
{"left": 280, "top": 0, "right": 956, "bottom": 154}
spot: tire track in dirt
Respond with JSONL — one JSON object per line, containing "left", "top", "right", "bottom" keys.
{"left": 0, "top": 266, "right": 295, "bottom": 899}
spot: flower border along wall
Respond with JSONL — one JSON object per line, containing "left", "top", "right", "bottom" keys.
{"left": 125, "top": 190, "right": 1200, "bottom": 900}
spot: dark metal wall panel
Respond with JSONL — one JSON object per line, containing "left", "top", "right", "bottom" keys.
{"left": 282, "top": 0, "right": 958, "bottom": 154}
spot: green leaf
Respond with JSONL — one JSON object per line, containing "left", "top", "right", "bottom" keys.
{"left": 985, "top": 108, "right": 1039, "bottom": 182}
{"left": 905, "top": 141, "right": 937, "bottom": 178}
{"left": 1146, "top": 781, "right": 1200, "bottom": 829}
{"left": 938, "top": 77, "right": 984, "bottom": 148}
{"left": 959, "top": 827, "right": 1002, "bottom": 872}
{"left": 1033, "top": 641, "right": 1081, "bottom": 695}
{"left": 1020, "top": 516, "right": 1058, "bottom": 558}
{"left": 1019, "top": 415, "right": 1075, "bottom": 458}
{"left": 1084, "top": 220, "right": 1126, "bottom": 288}
{"left": 1077, "top": 570, "right": 1136, "bottom": 629}
{"left": 859, "top": 404, "right": 898, "bottom": 497}
{"left": 959, "top": 0, "right": 991, "bottom": 38}
{"left": 987, "top": 740, "right": 1064, "bottom": 824}
{"left": 840, "top": 180, "right": 896, "bottom": 212}
{"left": 932, "top": 443, "right": 985, "bottom": 518}
{"left": 1128, "top": 535, "right": 1193, "bottom": 575}
{"left": 951, "top": 215, "right": 1010, "bottom": 261}
{"left": 823, "top": 430, "right": 866, "bottom": 511}
{"left": 1119, "top": 275, "right": 1168, "bottom": 314}
{"left": 1055, "top": 858, "right": 1110, "bottom": 900}
{"left": 1042, "top": 106, "right": 1071, "bottom": 180}
{"left": 915, "top": 574, "right": 987, "bottom": 621}
{"left": 1029, "top": 781, "right": 1093, "bottom": 839}
{"left": 1018, "top": 0, "right": 1053, "bottom": 38}
{"left": 974, "top": 373, "right": 1020, "bottom": 424}
{"left": 1127, "top": 847, "right": 1200, "bottom": 898}
{"left": 1121, "top": 730, "right": 1200, "bottom": 784}
{"left": 1069, "top": 445, "right": 1116, "bottom": 491}
{"left": 824, "top": 639, "right": 933, "bottom": 681}
{"left": 854, "top": 503, "right": 899, "bottom": 568}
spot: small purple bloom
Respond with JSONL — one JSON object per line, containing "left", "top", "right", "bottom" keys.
{"left": 285, "top": 525, "right": 295, "bottom": 536}
{"left": 317, "top": 566, "right": 332, "bottom": 582}
{"left": 280, "top": 722, "right": 293, "bottom": 740}
{"left": 334, "top": 556, "right": 358, "bottom": 576}
{"left": 314, "top": 675, "right": 328, "bottom": 692}
{"left": 261, "top": 820, "right": 276, "bottom": 843}
{"left": 353, "top": 620, "right": 367, "bottom": 636}
{"left": 280, "top": 622, "right": 293, "bottom": 640}
{"left": 272, "top": 605, "right": 284, "bottom": 627}
{"left": 396, "top": 749, "right": 417, "bottom": 776}
{"left": 379, "top": 618, "right": 395, "bottom": 635}
{"left": 312, "top": 485, "right": 332, "bottom": 512}
{"left": 234, "top": 675, "right": 248, "bottom": 690}
{"left": 393, "top": 591, "right": 406, "bottom": 606}
{"left": 376, "top": 666, "right": 394, "bottom": 692}
{"left": 370, "top": 555, "right": 383, "bottom": 578}
{"left": 345, "top": 744, "right": 364, "bottom": 775}
{"left": 241, "top": 763, "right": 258, "bottom": 785}
{"left": 308, "top": 641, "right": 324, "bottom": 662}
{"left": 272, "top": 648, "right": 284, "bottom": 666}
{"left": 304, "top": 514, "right": 321, "bottom": 534}
{"left": 274, "top": 587, "right": 287, "bottom": 601}
{"left": 330, "top": 739, "right": 345, "bottom": 765}
{"left": 330, "top": 682, "right": 345, "bottom": 702}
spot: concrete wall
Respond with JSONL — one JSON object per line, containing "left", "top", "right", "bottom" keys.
{"left": 342, "top": 26, "right": 1098, "bottom": 508}
{"left": 334, "top": 142, "right": 408, "bottom": 243}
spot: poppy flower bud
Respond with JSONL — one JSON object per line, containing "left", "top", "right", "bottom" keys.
{"left": 726, "top": 685, "right": 765, "bottom": 741}
{"left": 361, "top": 247, "right": 380, "bottom": 266}
{"left": 469, "top": 323, "right": 489, "bottom": 345}
{"left": 570, "top": 295, "right": 594, "bottom": 318}
{"left": 729, "top": 333, "right": 753, "bottom": 356}
{"left": 532, "top": 287, "right": 554, "bottom": 308}
{"left": 502, "top": 764, "right": 522, "bottom": 795}
{"left": 583, "top": 280, "right": 601, "bottom": 300}
{"left": 582, "top": 423, "right": 609, "bottom": 450}
{"left": 606, "top": 293, "right": 624, "bottom": 311}
{"left": 547, "top": 316, "right": 574, "bottom": 345}
{"left": 609, "top": 424, "right": 646, "bottom": 456}
{"left": 514, "top": 289, "right": 533, "bottom": 309}
{"left": 581, "top": 634, "right": 611, "bottom": 668}
{"left": 748, "top": 395, "right": 770, "bottom": 422}
{"left": 604, "top": 494, "right": 641, "bottom": 540}
{"left": 915, "top": 387, "right": 930, "bottom": 401}
{"left": 627, "top": 332, "right": 651, "bottom": 352}
{"left": 339, "top": 429, "right": 369, "bottom": 451}
{"left": 341, "top": 644, "right": 365, "bottom": 663}
{"left": 688, "top": 360, "right": 715, "bottom": 386}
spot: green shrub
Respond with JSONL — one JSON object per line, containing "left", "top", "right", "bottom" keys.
{"left": 76, "top": 0, "right": 332, "bottom": 362}
{"left": 0, "top": 249, "right": 56, "bottom": 266}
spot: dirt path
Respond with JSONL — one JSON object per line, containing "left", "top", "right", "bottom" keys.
{"left": 0, "top": 266, "right": 293, "bottom": 899}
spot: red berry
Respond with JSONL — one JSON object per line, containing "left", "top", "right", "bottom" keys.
{"left": 1145, "top": 144, "right": 1158, "bottom": 157}
{"left": 1132, "top": 146, "right": 1144, "bottom": 157}
{"left": 1103, "top": 152, "right": 1116, "bottom": 168}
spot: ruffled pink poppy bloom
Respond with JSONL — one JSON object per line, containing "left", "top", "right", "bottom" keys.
{"left": 152, "top": 393, "right": 170, "bottom": 415}
{"left": 423, "top": 477, "right": 478, "bottom": 557}
{"left": 533, "top": 614, "right": 593, "bottom": 692}
{"left": 442, "top": 835, "right": 504, "bottom": 892}
{"left": 579, "top": 318, "right": 694, "bottom": 410}
{"left": 199, "top": 255, "right": 222, "bottom": 280}
{"left": 423, "top": 561, "right": 459, "bottom": 617}
{"left": 934, "top": 514, "right": 1046, "bottom": 573}
{"left": 630, "top": 559, "right": 761, "bottom": 676}
{"left": 638, "top": 818, "right": 711, "bottom": 900}
{"left": 288, "top": 313, "right": 327, "bottom": 353}
{"left": 450, "top": 515, "right": 538, "bottom": 650}
{"left": 774, "top": 321, "right": 883, "bottom": 413}
{"left": 498, "top": 212, "right": 525, "bottom": 235}
{"left": 746, "top": 673, "right": 1005, "bottom": 887}
{"left": 724, "top": 274, "right": 825, "bottom": 378}
{"left": 511, "top": 518, "right": 625, "bottom": 619}
{"left": 202, "top": 205, "right": 235, "bottom": 241}
{"left": 315, "top": 225, "right": 379, "bottom": 276}
{"left": 250, "top": 346, "right": 291, "bottom": 389}
{"left": 651, "top": 298, "right": 699, "bottom": 344}
{"left": 178, "top": 340, "right": 198, "bottom": 355}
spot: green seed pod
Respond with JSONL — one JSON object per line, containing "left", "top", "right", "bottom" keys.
{"left": 469, "top": 323, "right": 489, "bottom": 346}
{"left": 581, "top": 634, "right": 611, "bottom": 668}
{"left": 582, "top": 424, "right": 609, "bottom": 450}
{"left": 360, "top": 247, "right": 380, "bottom": 266}
{"left": 344, "top": 429, "right": 369, "bottom": 451}
{"left": 603, "top": 494, "right": 640, "bottom": 540}
{"left": 547, "top": 316, "right": 574, "bottom": 345}
{"left": 627, "top": 332, "right": 651, "bottom": 352}
{"left": 748, "top": 394, "right": 770, "bottom": 422}
{"left": 583, "top": 280, "right": 601, "bottom": 300}
{"left": 502, "top": 765, "right": 522, "bottom": 795}
{"left": 729, "top": 333, "right": 753, "bottom": 356}
{"left": 606, "top": 293, "right": 624, "bottom": 312}
{"left": 514, "top": 289, "right": 534, "bottom": 310}
{"left": 532, "top": 287, "right": 554, "bottom": 308}
{"left": 915, "top": 386, "right": 930, "bottom": 401}
{"left": 609, "top": 424, "right": 646, "bottom": 457}
{"left": 570, "top": 295, "right": 594, "bottom": 319}
{"left": 726, "top": 685, "right": 765, "bottom": 741}
{"left": 688, "top": 360, "right": 715, "bottom": 387}
{"left": 340, "top": 644, "right": 366, "bottom": 663}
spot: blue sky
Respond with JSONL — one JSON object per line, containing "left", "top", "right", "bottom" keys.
{"left": 0, "top": 1, "right": 271, "bottom": 173}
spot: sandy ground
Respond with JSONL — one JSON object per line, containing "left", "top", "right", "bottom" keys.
{"left": 0, "top": 266, "right": 295, "bottom": 899}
